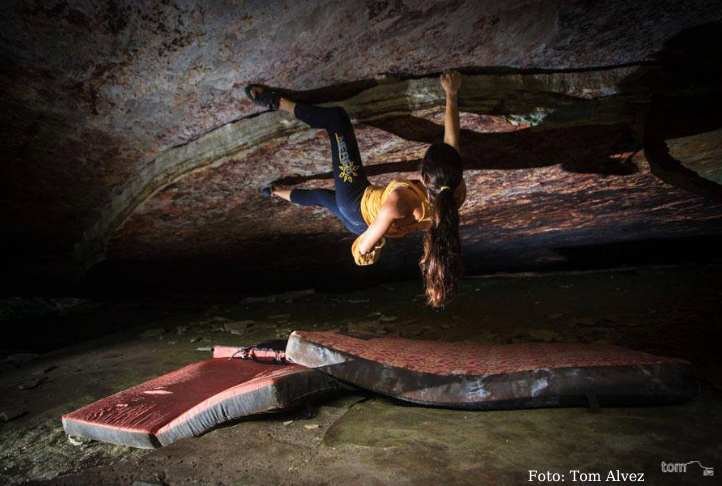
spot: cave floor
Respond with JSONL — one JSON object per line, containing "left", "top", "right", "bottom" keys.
{"left": 1, "top": 265, "right": 721, "bottom": 485}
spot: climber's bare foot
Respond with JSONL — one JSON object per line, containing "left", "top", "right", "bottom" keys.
{"left": 278, "top": 97, "right": 295, "bottom": 114}
{"left": 272, "top": 186, "right": 293, "bottom": 201}
{"left": 261, "top": 184, "right": 293, "bottom": 201}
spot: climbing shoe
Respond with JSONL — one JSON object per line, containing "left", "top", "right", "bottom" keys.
{"left": 260, "top": 185, "right": 273, "bottom": 198}
{"left": 245, "top": 84, "right": 281, "bottom": 111}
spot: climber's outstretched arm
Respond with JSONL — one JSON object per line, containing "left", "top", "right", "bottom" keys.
{"left": 441, "top": 70, "right": 462, "bottom": 153}
{"left": 356, "top": 192, "right": 406, "bottom": 255}
{"left": 440, "top": 70, "right": 467, "bottom": 207}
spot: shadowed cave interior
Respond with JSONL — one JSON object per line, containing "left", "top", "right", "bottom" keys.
{"left": 1, "top": 1, "right": 722, "bottom": 485}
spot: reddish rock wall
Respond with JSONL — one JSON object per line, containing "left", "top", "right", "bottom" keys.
{"left": 2, "top": 1, "right": 722, "bottom": 292}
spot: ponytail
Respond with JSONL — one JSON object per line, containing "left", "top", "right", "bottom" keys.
{"left": 420, "top": 186, "right": 463, "bottom": 308}
{"left": 417, "top": 141, "right": 465, "bottom": 309}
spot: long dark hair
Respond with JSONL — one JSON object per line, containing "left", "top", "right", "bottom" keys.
{"left": 419, "top": 143, "right": 464, "bottom": 308}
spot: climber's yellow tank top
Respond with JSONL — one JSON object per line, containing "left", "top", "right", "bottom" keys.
{"left": 360, "top": 179, "right": 433, "bottom": 238}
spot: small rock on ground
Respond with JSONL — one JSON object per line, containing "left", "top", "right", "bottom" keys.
{"left": 18, "top": 375, "right": 48, "bottom": 390}
{"left": 140, "top": 328, "right": 165, "bottom": 338}
{"left": 0, "top": 408, "right": 28, "bottom": 422}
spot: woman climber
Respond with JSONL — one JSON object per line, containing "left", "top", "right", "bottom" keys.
{"left": 245, "top": 71, "right": 466, "bottom": 308}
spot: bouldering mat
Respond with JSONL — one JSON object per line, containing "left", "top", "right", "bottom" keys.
{"left": 62, "top": 350, "right": 341, "bottom": 448}
{"left": 285, "top": 331, "right": 699, "bottom": 410}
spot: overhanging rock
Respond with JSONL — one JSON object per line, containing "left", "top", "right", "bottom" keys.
{"left": 75, "top": 67, "right": 644, "bottom": 272}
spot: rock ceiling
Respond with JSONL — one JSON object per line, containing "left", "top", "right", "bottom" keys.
{"left": 2, "top": 1, "right": 722, "bottom": 291}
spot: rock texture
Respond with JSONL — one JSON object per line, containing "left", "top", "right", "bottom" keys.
{"left": 2, "top": 1, "right": 722, "bottom": 292}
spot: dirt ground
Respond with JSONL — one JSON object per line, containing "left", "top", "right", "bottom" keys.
{"left": 1, "top": 264, "right": 721, "bottom": 485}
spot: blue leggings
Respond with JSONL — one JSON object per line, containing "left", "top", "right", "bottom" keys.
{"left": 290, "top": 104, "right": 370, "bottom": 235}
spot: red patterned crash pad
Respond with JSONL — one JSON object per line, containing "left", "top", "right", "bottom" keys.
{"left": 285, "top": 331, "right": 698, "bottom": 409}
{"left": 62, "top": 350, "right": 341, "bottom": 448}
